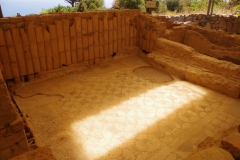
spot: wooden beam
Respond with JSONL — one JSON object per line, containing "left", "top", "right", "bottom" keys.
{"left": 0, "top": 5, "right": 3, "bottom": 18}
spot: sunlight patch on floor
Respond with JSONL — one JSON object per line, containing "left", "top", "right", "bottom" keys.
{"left": 71, "top": 82, "right": 206, "bottom": 159}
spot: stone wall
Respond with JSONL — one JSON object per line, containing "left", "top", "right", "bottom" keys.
{"left": 164, "top": 14, "right": 240, "bottom": 34}
{"left": 0, "top": 11, "right": 161, "bottom": 159}
{"left": 138, "top": 13, "right": 166, "bottom": 53}
{"left": 0, "top": 10, "right": 141, "bottom": 82}
{"left": 0, "top": 71, "right": 29, "bottom": 159}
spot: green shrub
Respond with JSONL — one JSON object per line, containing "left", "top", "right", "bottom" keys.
{"left": 75, "top": 0, "right": 105, "bottom": 12}
{"left": 156, "top": 1, "right": 168, "bottom": 14}
{"left": 40, "top": 4, "right": 75, "bottom": 14}
{"left": 166, "top": 0, "right": 182, "bottom": 12}
{"left": 118, "top": 0, "right": 146, "bottom": 11}
{"left": 234, "top": 4, "right": 240, "bottom": 11}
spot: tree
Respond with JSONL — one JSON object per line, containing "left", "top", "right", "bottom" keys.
{"left": 76, "top": 0, "right": 105, "bottom": 11}
{"left": 65, "top": 0, "right": 79, "bottom": 7}
{"left": 166, "top": 0, "right": 181, "bottom": 11}
{"left": 117, "top": 0, "right": 146, "bottom": 11}
{"left": 112, "top": 0, "right": 120, "bottom": 9}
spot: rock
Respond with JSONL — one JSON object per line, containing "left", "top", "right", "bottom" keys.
{"left": 183, "top": 30, "right": 211, "bottom": 54}
{"left": 184, "top": 147, "right": 234, "bottom": 160}
{"left": 166, "top": 26, "right": 189, "bottom": 43}
{"left": 219, "top": 21, "right": 227, "bottom": 31}
{"left": 147, "top": 38, "right": 240, "bottom": 98}
{"left": 222, "top": 133, "right": 240, "bottom": 159}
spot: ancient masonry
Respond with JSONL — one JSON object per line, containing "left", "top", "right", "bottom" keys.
{"left": 0, "top": 10, "right": 162, "bottom": 159}
{"left": 0, "top": 10, "right": 240, "bottom": 159}
{"left": 166, "top": 14, "right": 240, "bottom": 34}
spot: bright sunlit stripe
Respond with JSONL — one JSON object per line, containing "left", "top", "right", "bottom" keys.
{"left": 71, "top": 82, "right": 206, "bottom": 159}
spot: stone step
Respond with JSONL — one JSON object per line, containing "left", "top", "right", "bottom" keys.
{"left": 146, "top": 38, "right": 240, "bottom": 98}
{"left": 154, "top": 38, "right": 240, "bottom": 80}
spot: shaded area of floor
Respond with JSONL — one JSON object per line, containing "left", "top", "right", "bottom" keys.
{"left": 13, "top": 55, "right": 240, "bottom": 160}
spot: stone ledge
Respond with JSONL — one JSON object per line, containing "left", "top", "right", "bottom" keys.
{"left": 147, "top": 38, "right": 240, "bottom": 98}
{"left": 10, "top": 146, "right": 56, "bottom": 160}
{"left": 0, "top": 18, "right": 10, "bottom": 23}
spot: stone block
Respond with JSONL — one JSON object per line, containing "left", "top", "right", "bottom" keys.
{"left": 197, "top": 14, "right": 203, "bottom": 20}
{"left": 0, "top": 71, "right": 4, "bottom": 84}
{"left": 183, "top": 30, "right": 211, "bottom": 54}
{"left": 167, "top": 26, "right": 188, "bottom": 43}
{"left": 9, "top": 17, "right": 23, "bottom": 23}
{"left": 0, "top": 148, "right": 11, "bottom": 160}
{"left": 0, "top": 96, "right": 17, "bottom": 127}
{"left": 0, "top": 137, "right": 29, "bottom": 160}
{"left": 9, "top": 114, "right": 24, "bottom": 133}
{"left": 0, "top": 18, "right": 10, "bottom": 23}
{"left": 234, "top": 36, "right": 240, "bottom": 46}
{"left": 0, "top": 130, "right": 26, "bottom": 150}
{"left": 0, "top": 114, "right": 23, "bottom": 139}
{"left": 219, "top": 21, "right": 226, "bottom": 30}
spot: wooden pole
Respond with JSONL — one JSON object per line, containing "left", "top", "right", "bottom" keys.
{"left": 207, "top": 0, "right": 212, "bottom": 15}
{"left": 0, "top": 5, "right": 3, "bottom": 18}
{"left": 210, "top": 0, "right": 215, "bottom": 15}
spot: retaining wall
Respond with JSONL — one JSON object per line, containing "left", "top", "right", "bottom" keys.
{"left": 164, "top": 14, "right": 240, "bottom": 34}
{"left": 0, "top": 10, "right": 161, "bottom": 159}
{"left": 0, "top": 71, "right": 29, "bottom": 159}
{"left": 0, "top": 10, "right": 160, "bottom": 83}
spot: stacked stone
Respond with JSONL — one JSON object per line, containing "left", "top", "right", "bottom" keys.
{"left": 0, "top": 10, "right": 140, "bottom": 82}
{"left": 165, "top": 14, "right": 240, "bottom": 34}
{"left": 138, "top": 13, "right": 165, "bottom": 53}
{"left": 0, "top": 72, "right": 29, "bottom": 159}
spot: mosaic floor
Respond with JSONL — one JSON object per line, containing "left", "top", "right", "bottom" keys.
{"left": 13, "top": 55, "right": 240, "bottom": 160}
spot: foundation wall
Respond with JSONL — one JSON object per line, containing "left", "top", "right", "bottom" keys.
{"left": 137, "top": 13, "right": 166, "bottom": 53}
{"left": 0, "top": 11, "right": 159, "bottom": 159}
{"left": 163, "top": 14, "right": 240, "bottom": 34}
{"left": 0, "top": 71, "right": 29, "bottom": 160}
{"left": 0, "top": 10, "right": 161, "bottom": 82}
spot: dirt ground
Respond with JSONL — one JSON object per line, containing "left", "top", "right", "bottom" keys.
{"left": 12, "top": 51, "right": 240, "bottom": 160}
